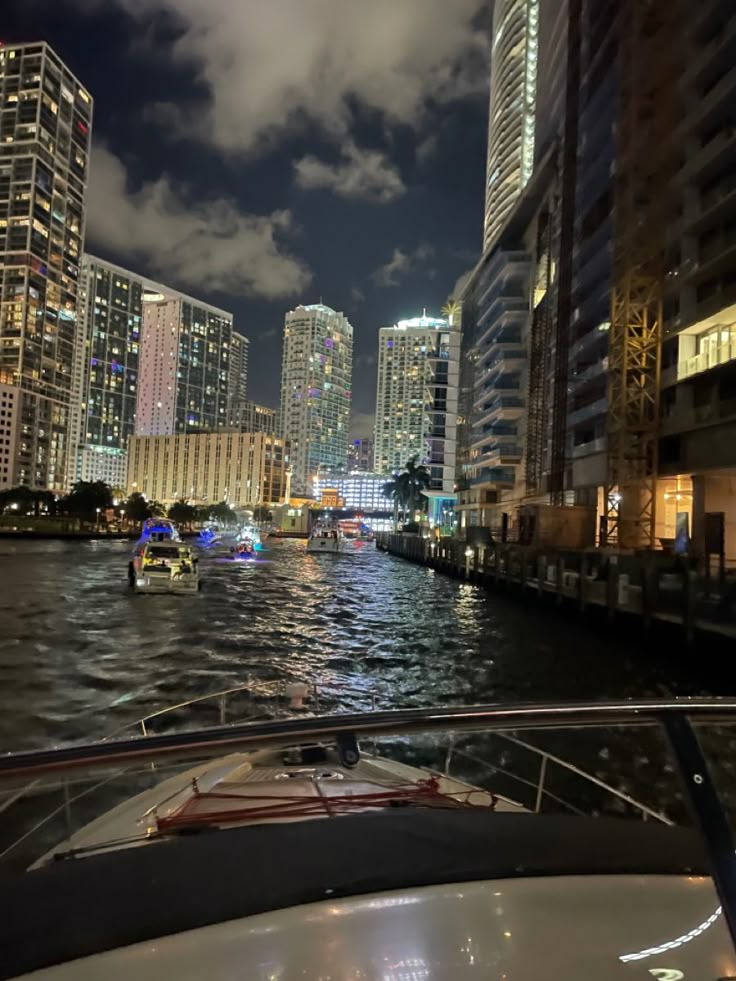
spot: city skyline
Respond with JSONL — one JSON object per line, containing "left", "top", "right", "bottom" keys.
{"left": 2, "top": 4, "right": 491, "bottom": 430}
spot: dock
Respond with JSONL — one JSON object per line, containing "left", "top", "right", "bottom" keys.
{"left": 376, "top": 533, "right": 736, "bottom": 644}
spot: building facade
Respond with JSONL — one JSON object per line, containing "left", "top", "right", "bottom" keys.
{"left": 657, "top": 0, "right": 736, "bottom": 559}
{"left": 136, "top": 288, "right": 234, "bottom": 437}
{"left": 312, "top": 472, "right": 390, "bottom": 511}
{"left": 280, "top": 304, "right": 353, "bottom": 494}
{"left": 69, "top": 255, "right": 143, "bottom": 488}
{"left": 229, "top": 400, "right": 280, "bottom": 436}
{"left": 483, "top": 0, "right": 539, "bottom": 252}
{"left": 226, "top": 332, "right": 249, "bottom": 425}
{"left": 374, "top": 315, "right": 459, "bottom": 496}
{"left": 126, "top": 431, "right": 288, "bottom": 507}
{"left": 347, "top": 437, "right": 374, "bottom": 472}
{"left": 0, "top": 42, "right": 92, "bottom": 490}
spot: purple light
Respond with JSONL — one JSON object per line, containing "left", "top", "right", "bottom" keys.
{"left": 387, "top": 339, "right": 394, "bottom": 348}
{"left": 325, "top": 338, "right": 334, "bottom": 349}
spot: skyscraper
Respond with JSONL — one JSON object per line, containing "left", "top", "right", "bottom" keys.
{"left": 227, "top": 331, "right": 249, "bottom": 425}
{"left": 136, "top": 287, "right": 236, "bottom": 436}
{"left": 374, "top": 315, "right": 459, "bottom": 495}
{"left": 483, "top": 0, "right": 539, "bottom": 252}
{"left": 0, "top": 42, "right": 92, "bottom": 491}
{"left": 280, "top": 304, "right": 352, "bottom": 494}
{"left": 69, "top": 255, "right": 143, "bottom": 489}
{"left": 347, "top": 437, "right": 374, "bottom": 472}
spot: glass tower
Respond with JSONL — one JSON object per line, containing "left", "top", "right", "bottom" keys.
{"left": 0, "top": 42, "right": 92, "bottom": 491}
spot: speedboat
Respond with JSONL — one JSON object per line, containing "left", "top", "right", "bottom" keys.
{"left": 197, "top": 526, "right": 221, "bottom": 548}
{"left": 129, "top": 540, "right": 200, "bottom": 593}
{"left": 135, "top": 517, "right": 181, "bottom": 547}
{"left": 230, "top": 537, "right": 256, "bottom": 559}
{"left": 2, "top": 696, "right": 736, "bottom": 980}
{"left": 307, "top": 522, "right": 343, "bottom": 553}
{"left": 237, "top": 522, "right": 263, "bottom": 551}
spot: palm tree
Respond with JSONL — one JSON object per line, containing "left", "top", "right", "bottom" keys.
{"left": 381, "top": 475, "right": 404, "bottom": 530}
{"left": 401, "top": 456, "right": 431, "bottom": 517}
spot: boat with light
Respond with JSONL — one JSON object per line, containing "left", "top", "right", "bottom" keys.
{"left": 307, "top": 522, "right": 343, "bottom": 553}
{"left": 236, "top": 522, "right": 263, "bottom": 551}
{"left": 129, "top": 540, "right": 200, "bottom": 593}
{"left": 2, "top": 696, "right": 736, "bottom": 979}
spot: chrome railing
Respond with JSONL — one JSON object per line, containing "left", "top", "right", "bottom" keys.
{"left": 105, "top": 678, "right": 379, "bottom": 740}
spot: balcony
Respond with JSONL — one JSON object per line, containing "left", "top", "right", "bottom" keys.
{"left": 568, "top": 356, "right": 608, "bottom": 394}
{"left": 679, "top": 127, "right": 736, "bottom": 184}
{"left": 471, "top": 466, "right": 516, "bottom": 488}
{"left": 568, "top": 324, "right": 609, "bottom": 363}
{"left": 683, "top": 12, "right": 736, "bottom": 88}
{"left": 571, "top": 436, "right": 606, "bottom": 460}
{"left": 676, "top": 338, "right": 736, "bottom": 381}
{"left": 567, "top": 396, "right": 608, "bottom": 429}
{"left": 476, "top": 348, "right": 526, "bottom": 385}
{"left": 487, "top": 444, "right": 523, "bottom": 466}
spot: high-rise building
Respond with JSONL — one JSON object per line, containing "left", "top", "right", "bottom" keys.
{"left": 69, "top": 255, "right": 144, "bottom": 489}
{"left": 0, "top": 42, "right": 92, "bottom": 491}
{"left": 347, "top": 436, "right": 374, "bottom": 472}
{"left": 127, "top": 431, "right": 288, "bottom": 507}
{"left": 374, "top": 314, "right": 460, "bottom": 497}
{"left": 483, "top": 0, "right": 539, "bottom": 252}
{"left": 137, "top": 287, "right": 235, "bottom": 436}
{"left": 229, "top": 400, "right": 280, "bottom": 436}
{"left": 226, "top": 332, "right": 249, "bottom": 424}
{"left": 280, "top": 304, "right": 352, "bottom": 494}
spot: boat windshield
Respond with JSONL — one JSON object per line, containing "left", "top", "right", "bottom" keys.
{"left": 146, "top": 545, "right": 185, "bottom": 559}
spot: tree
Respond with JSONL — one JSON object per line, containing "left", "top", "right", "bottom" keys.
{"left": 168, "top": 499, "right": 195, "bottom": 530}
{"left": 381, "top": 476, "right": 405, "bottom": 531}
{"left": 123, "top": 492, "right": 151, "bottom": 525}
{"left": 148, "top": 500, "right": 166, "bottom": 517}
{"left": 382, "top": 457, "right": 430, "bottom": 531}
{"left": 252, "top": 505, "right": 272, "bottom": 523}
{"left": 401, "top": 456, "right": 431, "bottom": 515}
{"left": 210, "top": 501, "right": 237, "bottom": 526}
{"left": 61, "top": 481, "right": 113, "bottom": 522}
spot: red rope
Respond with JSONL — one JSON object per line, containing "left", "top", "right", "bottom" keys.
{"left": 157, "top": 776, "right": 493, "bottom": 832}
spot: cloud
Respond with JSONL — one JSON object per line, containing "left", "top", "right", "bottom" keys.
{"left": 416, "top": 134, "right": 439, "bottom": 166}
{"left": 294, "top": 142, "right": 405, "bottom": 203}
{"left": 96, "top": 0, "right": 488, "bottom": 155}
{"left": 85, "top": 145, "right": 311, "bottom": 299}
{"left": 372, "top": 244, "right": 434, "bottom": 288}
{"left": 350, "top": 286, "right": 365, "bottom": 305}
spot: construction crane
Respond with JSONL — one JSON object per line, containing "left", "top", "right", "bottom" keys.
{"left": 604, "top": 0, "right": 683, "bottom": 549}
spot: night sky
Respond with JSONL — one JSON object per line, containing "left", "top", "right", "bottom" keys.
{"left": 5, "top": 1, "right": 491, "bottom": 435}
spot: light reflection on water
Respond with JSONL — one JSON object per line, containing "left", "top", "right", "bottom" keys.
{"left": 0, "top": 537, "right": 724, "bottom": 752}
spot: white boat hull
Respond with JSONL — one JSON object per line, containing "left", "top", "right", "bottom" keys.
{"left": 135, "top": 572, "right": 199, "bottom": 594}
{"left": 307, "top": 538, "right": 342, "bottom": 554}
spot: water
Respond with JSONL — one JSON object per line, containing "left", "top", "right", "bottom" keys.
{"left": 0, "top": 537, "right": 726, "bottom": 753}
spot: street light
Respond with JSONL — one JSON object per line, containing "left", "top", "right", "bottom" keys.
{"left": 120, "top": 508, "right": 126, "bottom": 532}
{"left": 95, "top": 507, "right": 101, "bottom": 532}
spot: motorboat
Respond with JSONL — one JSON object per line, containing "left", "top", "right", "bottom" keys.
{"left": 2, "top": 696, "right": 736, "bottom": 979}
{"left": 307, "top": 522, "right": 343, "bottom": 553}
{"left": 197, "top": 526, "right": 221, "bottom": 548}
{"left": 129, "top": 540, "right": 200, "bottom": 593}
{"left": 134, "top": 516, "right": 181, "bottom": 548}
{"left": 237, "top": 522, "right": 263, "bottom": 551}
{"left": 230, "top": 536, "right": 256, "bottom": 559}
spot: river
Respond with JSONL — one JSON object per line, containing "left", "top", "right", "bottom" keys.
{"left": 0, "top": 537, "right": 727, "bottom": 754}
